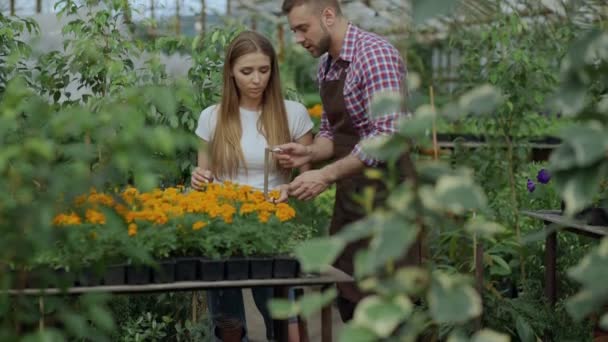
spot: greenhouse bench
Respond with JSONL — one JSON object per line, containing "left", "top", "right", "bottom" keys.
{"left": 8, "top": 266, "right": 353, "bottom": 342}
{"left": 521, "top": 209, "right": 607, "bottom": 306}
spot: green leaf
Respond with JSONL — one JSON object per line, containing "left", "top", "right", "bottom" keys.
{"left": 515, "top": 315, "right": 536, "bottom": 342}
{"left": 353, "top": 295, "right": 413, "bottom": 338}
{"left": 337, "top": 213, "right": 380, "bottom": 243}
{"left": 387, "top": 182, "right": 414, "bottom": 213}
{"left": 465, "top": 219, "right": 505, "bottom": 238}
{"left": 370, "top": 91, "right": 402, "bottom": 118}
{"left": 447, "top": 330, "right": 469, "bottom": 342}
{"left": 601, "top": 313, "right": 608, "bottom": 331}
{"left": 269, "top": 298, "right": 298, "bottom": 319}
{"left": 295, "top": 238, "right": 345, "bottom": 273}
{"left": 556, "top": 162, "right": 608, "bottom": 216}
{"left": 458, "top": 85, "right": 504, "bottom": 116}
{"left": 398, "top": 104, "right": 435, "bottom": 139}
{"left": 433, "top": 174, "right": 487, "bottom": 214}
{"left": 471, "top": 329, "right": 510, "bottom": 342}
{"left": 428, "top": 272, "right": 481, "bottom": 324}
{"left": 338, "top": 325, "right": 377, "bottom": 342}
{"left": 489, "top": 255, "right": 511, "bottom": 276}
{"left": 88, "top": 305, "right": 115, "bottom": 332}
{"left": 412, "top": 0, "right": 461, "bottom": 26}
{"left": 366, "top": 212, "right": 420, "bottom": 274}
{"left": 566, "top": 238, "right": 608, "bottom": 320}
{"left": 559, "top": 125, "right": 608, "bottom": 167}
{"left": 394, "top": 267, "right": 430, "bottom": 296}
{"left": 298, "top": 288, "right": 337, "bottom": 318}
{"left": 361, "top": 135, "right": 407, "bottom": 162}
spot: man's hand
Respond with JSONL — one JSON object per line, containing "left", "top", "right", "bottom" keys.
{"left": 271, "top": 184, "right": 290, "bottom": 203}
{"left": 288, "top": 169, "right": 332, "bottom": 201}
{"left": 191, "top": 167, "right": 214, "bottom": 190}
{"left": 273, "top": 142, "right": 312, "bottom": 169}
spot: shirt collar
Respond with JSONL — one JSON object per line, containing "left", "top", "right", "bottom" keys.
{"left": 337, "top": 23, "right": 357, "bottom": 63}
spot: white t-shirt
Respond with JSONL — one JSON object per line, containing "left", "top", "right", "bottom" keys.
{"left": 195, "top": 100, "right": 314, "bottom": 190}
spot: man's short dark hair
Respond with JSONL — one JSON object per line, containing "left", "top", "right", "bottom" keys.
{"left": 281, "top": 0, "right": 342, "bottom": 16}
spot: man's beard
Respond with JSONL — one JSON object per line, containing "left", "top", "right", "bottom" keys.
{"left": 316, "top": 33, "right": 331, "bottom": 57}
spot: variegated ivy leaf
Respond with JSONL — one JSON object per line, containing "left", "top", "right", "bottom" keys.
{"left": 353, "top": 295, "right": 413, "bottom": 338}
{"left": 428, "top": 272, "right": 482, "bottom": 324}
{"left": 458, "top": 84, "right": 504, "bottom": 116}
{"left": 434, "top": 174, "right": 487, "bottom": 214}
{"left": 472, "top": 329, "right": 511, "bottom": 342}
{"left": 295, "top": 237, "right": 345, "bottom": 273}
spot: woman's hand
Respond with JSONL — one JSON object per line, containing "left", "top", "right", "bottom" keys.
{"left": 191, "top": 167, "right": 214, "bottom": 190}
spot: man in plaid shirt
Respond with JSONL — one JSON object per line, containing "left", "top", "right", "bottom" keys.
{"left": 275, "top": 0, "right": 418, "bottom": 322}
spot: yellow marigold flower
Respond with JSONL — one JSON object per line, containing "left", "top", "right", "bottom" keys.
{"left": 275, "top": 203, "right": 296, "bottom": 222}
{"left": 88, "top": 193, "right": 114, "bottom": 206}
{"left": 256, "top": 201, "right": 275, "bottom": 213}
{"left": 192, "top": 221, "right": 207, "bottom": 230}
{"left": 128, "top": 223, "right": 137, "bottom": 236}
{"left": 308, "top": 104, "right": 323, "bottom": 118}
{"left": 240, "top": 203, "right": 256, "bottom": 215}
{"left": 53, "top": 213, "right": 82, "bottom": 226}
{"left": 269, "top": 190, "right": 281, "bottom": 200}
{"left": 258, "top": 211, "right": 271, "bottom": 223}
{"left": 74, "top": 195, "right": 87, "bottom": 206}
{"left": 85, "top": 209, "right": 106, "bottom": 224}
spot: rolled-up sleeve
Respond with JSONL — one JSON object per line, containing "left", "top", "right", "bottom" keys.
{"left": 350, "top": 45, "right": 406, "bottom": 166}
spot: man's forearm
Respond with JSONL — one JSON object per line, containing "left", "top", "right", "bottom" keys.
{"left": 320, "top": 154, "right": 366, "bottom": 184}
{"left": 307, "top": 136, "right": 334, "bottom": 163}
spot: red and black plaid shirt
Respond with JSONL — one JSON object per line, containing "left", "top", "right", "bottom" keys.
{"left": 317, "top": 23, "right": 407, "bottom": 166}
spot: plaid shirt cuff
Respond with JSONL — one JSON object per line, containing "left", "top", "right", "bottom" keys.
{"left": 351, "top": 143, "right": 380, "bottom": 167}
{"left": 316, "top": 129, "right": 334, "bottom": 141}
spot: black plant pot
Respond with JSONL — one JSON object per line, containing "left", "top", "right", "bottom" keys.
{"left": 26, "top": 267, "right": 63, "bottom": 289}
{"left": 152, "top": 260, "right": 175, "bottom": 284}
{"left": 77, "top": 268, "right": 103, "bottom": 287}
{"left": 249, "top": 257, "right": 273, "bottom": 279}
{"left": 102, "top": 264, "right": 126, "bottom": 286}
{"left": 199, "top": 258, "right": 224, "bottom": 281}
{"left": 225, "top": 258, "right": 249, "bottom": 280}
{"left": 126, "top": 265, "right": 151, "bottom": 285}
{"left": 273, "top": 257, "right": 300, "bottom": 279}
{"left": 175, "top": 257, "right": 200, "bottom": 281}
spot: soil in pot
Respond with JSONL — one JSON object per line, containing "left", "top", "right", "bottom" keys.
{"left": 249, "top": 257, "right": 273, "bottom": 279}
{"left": 199, "top": 258, "right": 225, "bottom": 281}
{"left": 175, "top": 257, "right": 200, "bottom": 281}
{"left": 225, "top": 258, "right": 249, "bottom": 280}
{"left": 273, "top": 257, "right": 300, "bottom": 279}
{"left": 152, "top": 260, "right": 175, "bottom": 284}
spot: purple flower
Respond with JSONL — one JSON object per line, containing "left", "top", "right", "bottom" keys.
{"left": 527, "top": 179, "right": 536, "bottom": 192}
{"left": 537, "top": 169, "right": 551, "bottom": 184}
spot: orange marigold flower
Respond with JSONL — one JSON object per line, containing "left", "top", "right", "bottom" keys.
{"left": 239, "top": 203, "right": 256, "bottom": 215}
{"left": 85, "top": 209, "right": 106, "bottom": 224}
{"left": 308, "top": 104, "right": 323, "bottom": 118}
{"left": 275, "top": 203, "right": 296, "bottom": 222}
{"left": 258, "top": 211, "right": 271, "bottom": 223}
{"left": 128, "top": 223, "right": 137, "bottom": 236}
{"left": 53, "top": 213, "right": 82, "bottom": 226}
{"left": 192, "top": 221, "right": 207, "bottom": 230}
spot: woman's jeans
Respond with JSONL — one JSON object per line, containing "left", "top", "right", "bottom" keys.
{"left": 207, "top": 287, "right": 274, "bottom": 341}
{"left": 207, "top": 287, "right": 297, "bottom": 341}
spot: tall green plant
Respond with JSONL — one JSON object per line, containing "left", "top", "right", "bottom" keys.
{"left": 547, "top": 28, "right": 608, "bottom": 325}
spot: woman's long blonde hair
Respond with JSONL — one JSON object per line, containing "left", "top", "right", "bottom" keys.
{"left": 209, "top": 31, "right": 291, "bottom": 179}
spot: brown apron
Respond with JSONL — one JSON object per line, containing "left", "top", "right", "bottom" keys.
{"left": 320, "top": 59, "right": 421, "bottom": 305}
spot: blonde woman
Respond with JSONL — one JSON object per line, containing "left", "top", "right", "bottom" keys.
{"left": 191, "top": 31, "right": 313, "bottom": 342}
